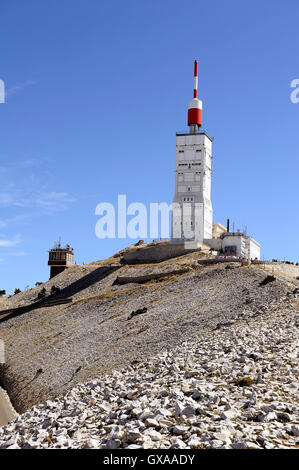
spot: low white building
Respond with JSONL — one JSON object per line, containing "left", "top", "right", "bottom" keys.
{"left": 246, "top": 237, "right": 260, "bottom": 260}
{"left": 205, "top": 228, "right": 261, "bottom": 260}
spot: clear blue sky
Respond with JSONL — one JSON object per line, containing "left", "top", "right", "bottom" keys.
{"left": 0, "top": 0, "right": 298, "bottom": 294}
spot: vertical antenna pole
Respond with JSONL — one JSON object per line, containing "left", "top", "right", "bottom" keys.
{"left": 193, "top": 60, "right": 198, "bottom": 98}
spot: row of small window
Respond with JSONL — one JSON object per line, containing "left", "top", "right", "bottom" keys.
{"left": 177, "top": 171, "right": 201, "bottom": 175}
{"left": 178, "top": 150, "right": 201, "bottom": 153}
{"left": 178, "top": 163, "right": 201, "bottom": 167}
{"left": 174, "top": 221, "right": 198, "bottom": 225}
{"left": 178, "top": 185, "right": 200, "bottom": 192}
{"left": 49, "top": 252, "right": 73, "bottom": 261}
{"left": 183, "top": 197, "right": 194, "bottom": 202}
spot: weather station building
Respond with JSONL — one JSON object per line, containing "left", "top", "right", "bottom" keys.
{"left": 48, "top": 241, "right": 74, "bottom": 278}
{"left": 171, "top": 61, "right": 260, "bottom": 260}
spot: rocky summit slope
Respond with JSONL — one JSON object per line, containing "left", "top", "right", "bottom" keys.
{"left": 0, "top": 290, "right": 298, "bottom": 449}
{"left": 0, "top": 242, "right": 298, "bottom": 449}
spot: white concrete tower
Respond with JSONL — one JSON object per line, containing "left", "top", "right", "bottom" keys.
{"left": 172, "top": 61, "right": 213, "bottom": 247}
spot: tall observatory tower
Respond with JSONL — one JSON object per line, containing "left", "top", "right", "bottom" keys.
{"left": 172, "top": 60, "right": 213, "bottom": 247}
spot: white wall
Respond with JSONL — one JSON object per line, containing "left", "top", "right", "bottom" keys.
{"left": 248, "top": 238, "right": 260, "bottom": 260}
{"left": 172, "top": 132, "right": 213, "bottom": 244}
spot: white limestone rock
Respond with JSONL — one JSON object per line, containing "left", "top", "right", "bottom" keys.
{"left": 219, "top": 408, "right": 238, "bottom": 420}
{"left": 172, "top": 425, "right": 189, "bottom": 435}
{"left": 0, "top": 290, "right": 297, "bottom": 450}
{"left": 124, "top": 428, "right": 142, "bottom": 443}
{"left": 171, "top": 437, "right": 187, "bottom": 449}
{"left": 145, "top": 418, "right": 160, "bottom": 428}
{"left": 187, "top": 435, "right": 203, "bottom": 448}
{"left": 146, "top": 430, "right": 162, "bottom": 441}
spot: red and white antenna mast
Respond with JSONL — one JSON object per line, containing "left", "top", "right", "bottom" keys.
{"left": 193, "top": 60, "right": 198, "bottom": 98}
{"left": 187, "top": 60, "right": 202, "bottom": 133}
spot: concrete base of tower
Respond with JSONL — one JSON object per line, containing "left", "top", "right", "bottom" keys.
{"left": 171, "top": 238, "right": 213, "bottom": 253}
{"left": 172, "top": 240, "right": 202, "bottom": 250}
{"left": 122, "top": 240, "right": 204, "bottom": 264}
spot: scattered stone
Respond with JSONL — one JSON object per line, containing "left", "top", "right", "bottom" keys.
{"left": 277, "top": 412, "right": 291, "bottom": 422}
{"left": 145, "top": 418, "right": 160, "bottom": 428}
{"left": 124, "top": 428, "right": 142, "bottom": 443}
{"left": 98, "top": 402, "right": 111, "bottom": 413}
{"left": 105, "top": 439, "right": 121, "bottom": 449}
{"left": 172, "top": 425, "right": 189, "bottom": 435}
{"left": 171, "top": 437, "right": 187, "bottom": 449}
{"left": 209, "top": 439, "right": 224, "bottom": 449}
{"left": 147, "top": 430, "right": 162, "bottom": 441}
{"left": 213, "top": 432, "right": 232, "bottom": 444}
{"left": 232, "top": 442, "right": 248, "bottom": 449}
{"left": 187, "top": 435, "right": 203, "bottom": 448}
{"left": 181, "top": 405, "right": 196, "bottom": 417}
{"left": 219, "top": 409, "right": 237, "bottom": 420}
{"left": 0, "top": 285, "right": 298, "bottom": 450}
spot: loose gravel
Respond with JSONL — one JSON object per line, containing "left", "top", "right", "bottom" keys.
{"left": 0, "top": 290, "right": 298, "bottom": 449}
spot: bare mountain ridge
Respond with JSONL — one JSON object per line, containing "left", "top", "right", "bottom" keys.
{"left": 0, "top": 242, "right": 297, "bottom": 413}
